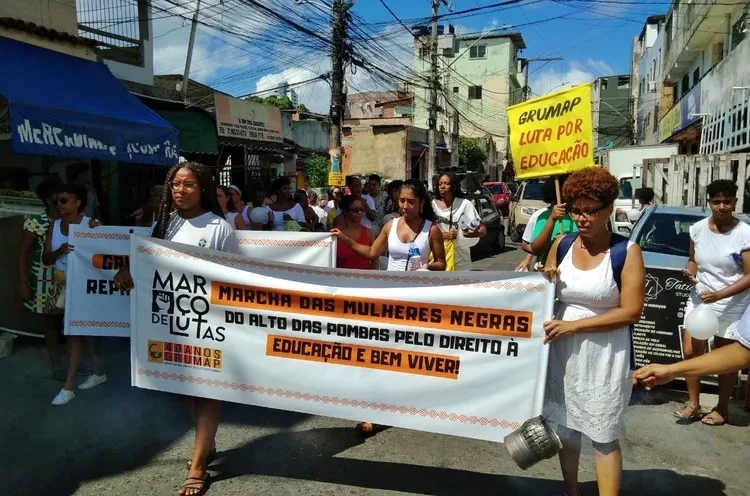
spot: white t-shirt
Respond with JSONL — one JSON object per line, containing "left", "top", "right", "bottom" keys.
{"left": 690, "top": 217, "right": 750, "bottom": 320}
{"left": 311, "top": 205, "right": 327, "bottom": 225}
{"left": 270, "top": 203, "right": 306, "bottom": 231}
{"left": 360, "top": 194, "right": 376, "bottom": 231}
{"left": 431, "top": 198, "right": 480, "bottom": 271}
{"left": 165, "top": 212, "right": 238, "bottom": 253}
{"left": 522, "top": 207, "right": 547, "bottom": 243}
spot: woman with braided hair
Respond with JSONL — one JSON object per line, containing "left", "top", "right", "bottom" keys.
{"left": 115, "top": 162, "right": 237, "bottom": 496}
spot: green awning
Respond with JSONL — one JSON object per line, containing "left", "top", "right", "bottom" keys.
{"left": 157, "top": 109, "right": 218, "bottom": 155}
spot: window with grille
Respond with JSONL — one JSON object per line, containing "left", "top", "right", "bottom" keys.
{"left": 77, "top": 0, "right": 147, "bottom": 66}
{"left": 468, "top": 86, "right": 482, "bottom": 99}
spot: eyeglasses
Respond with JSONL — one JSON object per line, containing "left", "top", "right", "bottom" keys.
{"left": 569, "top": 205, "right": 606, "bottom": 218}
{"left": 169, "top": 181, "right": 198, "bottom": 191}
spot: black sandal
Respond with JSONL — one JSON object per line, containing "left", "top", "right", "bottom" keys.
{"left": 178, "top": 472, "right": 210, "bottom": 496}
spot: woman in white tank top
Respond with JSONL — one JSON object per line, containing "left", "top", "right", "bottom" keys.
{"left": 216, "top": 186, "right": 246, "bottom": 230}
{"left": 332, "top": 179, "right": 445, "bottom": 271}
{"left": 43, "top": 184, "right": 106, "bottom": 407}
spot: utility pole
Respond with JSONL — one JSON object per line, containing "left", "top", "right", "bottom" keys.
{"left": 329, "top": 0, "right": 348, "bottom": 151}
{"left": 521, "top": 57, "right": 563, "bottom": 101}
{"left": 427, "top": 0, "right": 440, "bottom": 184}
{"left": 182, "top": 0, "right": 202, "bottom": 103}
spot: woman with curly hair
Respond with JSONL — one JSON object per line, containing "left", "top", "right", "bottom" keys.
{"left": 114, "top": 162, "right": 238, "bottom": 496}
{"left": 541, "top": 167, "right": 645, "bottom": 496}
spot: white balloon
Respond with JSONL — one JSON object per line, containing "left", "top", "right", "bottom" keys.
{"left": 250, "top": 207, "right": 269, "bottom": 224}
{"left": 685, "top": 304, "right": 719, "bottom": 340}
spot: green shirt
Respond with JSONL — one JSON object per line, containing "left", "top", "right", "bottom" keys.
{"left": 531, "top": 209, "right": 578, "bottom": 265}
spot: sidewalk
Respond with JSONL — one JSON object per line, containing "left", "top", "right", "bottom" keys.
{"left": 2, "top": 336, "right": 749, "bottom": 496}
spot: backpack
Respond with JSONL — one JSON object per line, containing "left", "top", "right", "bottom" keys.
{"left": 555, "top": 232, "right": 635, "bottom": 368}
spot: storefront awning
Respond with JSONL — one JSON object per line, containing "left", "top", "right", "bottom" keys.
{"left": 157, "top": 109, "right": 218, "bottom": 155}
{"left": 0, "top": 36, "right": 179, "bottom": 166}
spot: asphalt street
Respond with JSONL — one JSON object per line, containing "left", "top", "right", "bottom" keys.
{"left": 3, "top": 244, "right": 749, "bottom": 496}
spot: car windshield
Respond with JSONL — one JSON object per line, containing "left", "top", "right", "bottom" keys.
{"left": 636, "top": 212, "right": 705, "bottom": 256}
{"left": 522, "top": 182, "right": 543, "bottom": 200}
{"left": 486, "top": 184, "right": 505, "bottom": 194}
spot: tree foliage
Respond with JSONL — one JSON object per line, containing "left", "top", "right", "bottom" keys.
{"left": 247, "top": 95, "right": 309, "bottom": 113}
{"left": 304, "top": 155, "right": 330, "bottom": 188}
{"left": 458, "top": 137, "right": 487, "bottom": 171}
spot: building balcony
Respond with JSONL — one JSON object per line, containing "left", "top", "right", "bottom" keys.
{"left": 662, "top": 0, "right": 738, "bottom": 84}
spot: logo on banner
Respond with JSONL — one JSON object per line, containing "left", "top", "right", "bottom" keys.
{"left": 644, "top": 273, "right": 663, "bottom": 302}
{"left": 147, "top": 339, "right": 222, "bottom": 370}
{"left": 151, "top": 270, "right": 225, "bottom": 342}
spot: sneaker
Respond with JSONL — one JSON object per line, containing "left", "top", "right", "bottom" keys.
{"left": 78, "top": 374, "right": 107, "bottom": 390}
{"left": 51, "top": 388, "right": 75, "bottom": 406}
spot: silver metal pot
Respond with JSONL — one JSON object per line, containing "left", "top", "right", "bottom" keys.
{"left": 504, "top": 416, "right": 562, "bottom": 469}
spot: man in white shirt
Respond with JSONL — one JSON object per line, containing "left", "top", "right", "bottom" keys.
{"left": 362, "top": 174, "right": 385, "bottom": 231}
{"left": 307, "top": 189, "right": 327, "bottom": 225}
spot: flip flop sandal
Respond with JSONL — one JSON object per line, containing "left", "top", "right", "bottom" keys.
{"left": 701, "top": 408, "right": 727, "bottom": 426}
{"left": 672, "top": 402, "right": 702, "bottom": 423}
{"left": 179, "top": 473, "right": 210, "bottom": 496}
{"left": 186, "top": 448, "right": 217, "bottom": 470}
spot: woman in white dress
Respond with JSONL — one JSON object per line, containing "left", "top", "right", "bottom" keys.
{"left": 216, "top": 186, "right": 246, "bottom": 230}
{"left": 676, "top": 179, "right": 750, "bottom": 425}
{"left": 542, "top": 167, "right": 645, "bottom": 496}
{"left": 269, "top": 176, "right": 308, "bottom": 231}
{"left": 115, "top": 162, "right": 238, "bottom": 496}
{"left": 431, "top": 173, "right": 485, "bottom": 270}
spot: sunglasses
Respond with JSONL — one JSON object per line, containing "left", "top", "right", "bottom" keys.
{"left": 569, "top": 205, "right": 606, "bottom": 218}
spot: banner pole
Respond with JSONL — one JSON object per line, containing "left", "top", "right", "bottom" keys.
{"left": 554, "top": 177, "right": 565, "bottom": 234}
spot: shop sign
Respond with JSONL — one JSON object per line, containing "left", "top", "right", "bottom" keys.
{"left": 215, "top": 94, "right": 283, "bottom": 143}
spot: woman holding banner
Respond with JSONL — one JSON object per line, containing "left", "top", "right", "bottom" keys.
{"left": 336, "top": 195, "right": 375, "bottom": 269}
{"left": 541, "top": 167, "right": 645, "bottom": 496}
{"left": 114, "top": 162, "right": 238, "bottom": 496}
{"left": 431, "top": 173, "right": 485, "bottom": 271}
{"left": 45, "top": 184, "right": 106, "bottom": 406}
{"left": 332, "top": 179, "right": 445, "bottom": 272}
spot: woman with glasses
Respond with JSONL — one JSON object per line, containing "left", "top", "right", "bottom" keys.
{"left": 114, "top": 162, "right": 237, "bottom": 496}
{"left": 336, "top": 195, "right": 375, "bottom": 269}
{"left": 45, "top": 184, "right": 105, "bottom": 406}
{"left": 541, "top": 167, "right": 645, "bottom": 496}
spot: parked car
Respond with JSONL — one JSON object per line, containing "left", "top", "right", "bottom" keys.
{"left": 508, "top": 180, "right": 545, "bottom": 242}
{"left": 482, "top": 181, "right": 512, "bottom": 216}
{"left": 631, "top": 205, "right": 708, "bottom": 268}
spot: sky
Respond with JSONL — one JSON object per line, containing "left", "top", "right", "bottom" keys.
{"left": 150, "top": 0, "right": 669, "bottom": 113}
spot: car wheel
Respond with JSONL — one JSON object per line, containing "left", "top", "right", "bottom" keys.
{"left": 509, "top": 224, "right": 522, "bottom": 243}
{"left": 495, "top": 225, "right": 506, "bottom": 251}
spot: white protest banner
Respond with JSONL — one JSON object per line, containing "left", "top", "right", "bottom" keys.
{"left": 64, "top": 226, "right": 151, "bottom": 337}
{"left": 131, "top": 236, "right": 554, "bottom": 442}
{"left": 235, "top": 231, "right": 337, "bottom": 268}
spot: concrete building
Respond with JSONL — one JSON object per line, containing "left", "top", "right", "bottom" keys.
{"left": 657, "top": 0, "right": 750, "bottom": 154}
{"left": 345, "top": 91, "right": 402, "bottom": 119}
{"left": 411, "top": 29, "right": 525, "bottom": 177}
{"left": 632, "top": 15, "right": 668, "bottom": 146}
{"left": 592, "top": 74, "right": 633, "bottom": 160}
{"left": 342, "top": 116, "right": 448, "bottom": 181}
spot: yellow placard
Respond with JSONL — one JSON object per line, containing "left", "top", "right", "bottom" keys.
{"left": 328, "top": 147, "right": 345, "bottom": 187}
{"left": 507, "top": 83, "right": 594, "bottom": 180}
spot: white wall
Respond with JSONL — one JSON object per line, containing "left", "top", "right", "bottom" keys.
{"left": 700, "top": 38, "right": 750, "bottom": 112}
